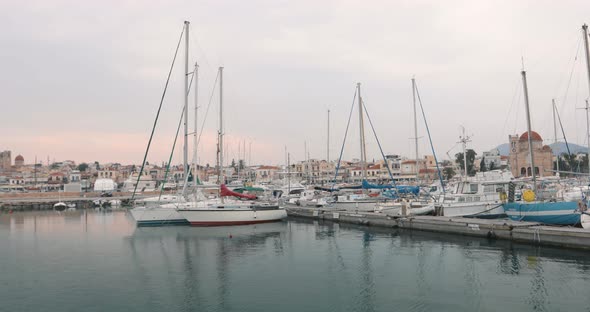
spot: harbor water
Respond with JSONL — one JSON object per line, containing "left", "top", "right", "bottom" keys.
{"left": 1, "top": 210, "right": 590, "bottom": 312}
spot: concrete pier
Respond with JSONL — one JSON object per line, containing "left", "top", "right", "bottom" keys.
{"left": 286, "top": 207, "right": 590, "bottom": 250}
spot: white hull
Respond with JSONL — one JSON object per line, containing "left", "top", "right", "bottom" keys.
{"left": 177, "top": 207, "right": 287, "bottom": 226}
{"left": 325, "top": 201, "right": 379, "bottom": 212}
{"left": 581, "top": 213, "right": 590, "bottom": 229}
{"left": 130, "top": 207, "right": 188, "bottom": 226}
{"left": 438, "top": 201, "right": 505, "bottom": 218}
{"left": 376, "top": 203, "right": 435, "bottom": 216}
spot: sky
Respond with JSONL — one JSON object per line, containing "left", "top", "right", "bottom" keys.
{"left": 2, "top": 0, "right": 590, "bottom": 166}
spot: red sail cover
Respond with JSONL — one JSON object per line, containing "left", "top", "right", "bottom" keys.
{"left": 220, "top": 184, "right": 257, "bottom": 200}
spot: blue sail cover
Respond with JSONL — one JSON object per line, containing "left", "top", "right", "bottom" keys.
{"left": 396, "top": 185, "right": 420, "bottom": 195}
{"left": 362, "top": 180, "right": 420, "bottom": 196}
{"left": 361, "top": 180, "right": 393, "bottom": 189}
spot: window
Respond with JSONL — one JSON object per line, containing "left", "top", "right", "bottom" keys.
{"left": 484, "top": 185, "right": 495, "bottom": 193}
{"left": 469, "top": 184, "right": 478, "bottom": 193}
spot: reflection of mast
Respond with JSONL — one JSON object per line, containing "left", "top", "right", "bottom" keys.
{"left": 354, "top": 231, "right": 375, "bottom": 312}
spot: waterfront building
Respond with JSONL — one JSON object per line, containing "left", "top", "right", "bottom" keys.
{"left": 508, "top": 131, "right": 553, "bottom": 177}
{"left": 14, "top": 155, "right": 24, "bottom": 168}
{"left": 0, "top": 151, "right": 11, "bottom": 170}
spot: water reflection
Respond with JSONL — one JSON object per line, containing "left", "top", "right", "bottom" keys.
{"left": 2, "top": 212, "right": 590, "bottom": 312}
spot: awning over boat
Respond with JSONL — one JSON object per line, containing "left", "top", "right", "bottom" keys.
{"left": 220, "top": 184, "right": 257, "bottom": 199}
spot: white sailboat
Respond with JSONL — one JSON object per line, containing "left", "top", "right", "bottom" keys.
{"left": 131, "top": 21, "right": 194, "bottom": 226}
{"left": 176, "top": 67, "right": 287, "bottom": 226}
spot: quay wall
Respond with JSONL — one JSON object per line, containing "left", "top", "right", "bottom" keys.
{"left": 286, "top": 207, "right": 590, "bottom": 250}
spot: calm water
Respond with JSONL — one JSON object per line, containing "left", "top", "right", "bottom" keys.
{"left": 1, "top": 210, "right": 590, "bottom": 312}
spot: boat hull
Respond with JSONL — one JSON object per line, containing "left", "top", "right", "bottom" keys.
{"left": 503, "top": 201, "right": 581, "bottom": 225}
{"left": 325, "top": 201, "right": 379, "bottom": 212}
{"left": 178, "top": 208, "right": 287, "bottom": 226}
{"left": 130, "top": 207, "right": 189, "bottom": 226}
{"left": 439, "top": 202, "right": 505, "bottom": 218}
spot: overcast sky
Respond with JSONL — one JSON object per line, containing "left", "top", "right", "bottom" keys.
{"left": 2, "top": 0, "right": 590, "bottom": 166}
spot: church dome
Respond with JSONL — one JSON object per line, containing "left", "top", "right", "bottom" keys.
{"left": 519, "top": 131, "right": 542, "bottom": 142}
{"left": 15, "top": 155, "right": 24, "bottom": 162}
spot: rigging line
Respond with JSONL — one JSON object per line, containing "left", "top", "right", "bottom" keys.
{"left": 554, "top": 34, "right": 583, "bottom": 101}
{"left": 196, "top": 70, "right": 220, "bottom": 149}
{"left": 414, "top": 82, "right": 445, "bottom": 193}
{"left": 332, "top": 87, "right": 358, "bottom": 191}
{"left": 498, "top": 77, "right": 522, "bottom": 143}
{"left": 159, "top": 105, "right": 186, "bottom": 201}
{"left": 190, "top": 29, "right": 215, "bottom": 74}
{"left": 558, "top": 36, "right": 582, "bottom": 113}
{"left": 512, "top": 83, "right": 523, "bottom": 134}
{"left": 555, "top": 105, "right": 573, "bottom": 162}
{"left": 132, "top": 24, "right": 185, "bottom": 202}
{"left": 360, "top": 99, "right": 396, "bottom": 186}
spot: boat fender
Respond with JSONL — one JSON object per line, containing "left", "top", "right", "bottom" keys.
{"left": 487, "top": 230, "right": 497, "bottom": 239}
{"left": 578, "top": 200, "right": 587, "bottom": 212}
{"left": 499, "top": 192, "right": 508, "bottom": 203}
{"left": 522, "top": 190, "right": 535, "bottom": 202}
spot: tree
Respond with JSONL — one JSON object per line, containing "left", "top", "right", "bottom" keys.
{"left": 238, "top": 159, "right": 245, "bottom": 170}
{"left": 443, "top": 167, "right": 455, "bottom": 180}
{"left": 94, "top": 161, "right": 100, "bottom": 170}
{"left": 231, "top": 159, "right": 236, "bottom": 170}
{"left": 50, "top": 162, "right": 59, "bottom": 170}
{"left": 77, "top": 163, "right": 89, "bottom": 172}
{"left": 455, "top": 149, "right": 477, "bottom": 176}
{"left": 480, "top": 157, "right": 487, "bottom": 172}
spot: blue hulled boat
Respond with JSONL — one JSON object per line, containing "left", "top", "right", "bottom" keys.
{"left": 503, "top": 201, "right": 581, "bottom": 225}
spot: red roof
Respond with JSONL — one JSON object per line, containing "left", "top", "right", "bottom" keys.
{"left": 519, "top": 131, "right": 542, "bottom": 142}
{"left": 401, "top": 160, "right": 417, "bottom": 164}
{"left": 419, "top": 169, "right": 437, "bottom": 174}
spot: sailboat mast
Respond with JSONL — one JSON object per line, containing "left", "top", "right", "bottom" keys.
{"left": 552, "top": 99, "right": 559, "bottom": 175}
{"left": 219, "top": 66, "right": 224, "bottom": 185}
{"left": 582, "top": 24, "right": 590, "bottom": 174}
{"left": 198, "top": 63, "right": 199, "bottom": 186}
{"left": 327, "top": 109, "right": 330, "bottom": 163}
{"left": 183, "top": 21, "right": 189, "bottom": 187}
{"left": 412, "top": 78, "right": 419, "bottom": 180}
{"left": 521, "top": 70, "right": 537, "bottom": 193}
{"left": 357, "top": 83, "right": 367, "bottom": 182}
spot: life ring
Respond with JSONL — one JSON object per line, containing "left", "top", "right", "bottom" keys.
{"left": 522, "top": 189, "right": 535, "bottom": 202}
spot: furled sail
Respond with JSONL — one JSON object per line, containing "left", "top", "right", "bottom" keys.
{"left": 220, "top": 184, "right": 257, "bottom": 199}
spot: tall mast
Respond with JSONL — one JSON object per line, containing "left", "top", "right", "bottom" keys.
{"left": 198, "top": 63, "right": 199, "bottom": 186}
{"left": 218, "top": 67, "right": 224, "bottom": 185}
{"left": 327, "top": 109, "right": 330, "bottom": 163}
{"left": 552, "top": 99, "right": 559, "bottom": 176}
{"left": 183, "top": 21, "right": 189, "bottom": 188}
{"left": 521, "top": 70, "right": 537, "bottom": 194}
{"left": 357, "top": 83, "right": 367, "bottom": 183}
{"left": 412, "top": 78, "right": 419, "bottom": 180}
{"left": 287, "top": 153, "right": 291, "bottom": 193}
{"left": 582, "top": 24, "right": 590, "bottom": 174}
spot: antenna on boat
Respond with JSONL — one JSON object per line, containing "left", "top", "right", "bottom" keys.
{"left": 183, "top": 21, "right": 190, "bottom": 194}
{"left": 458, "top": 126, "right": 471, "bottom": 179}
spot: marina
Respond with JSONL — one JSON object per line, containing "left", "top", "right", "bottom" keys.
{"left": 5, "top": 2, "right": 590, "bottom": 311}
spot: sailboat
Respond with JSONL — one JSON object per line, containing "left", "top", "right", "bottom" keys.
{"left": 503, "top": 57, "right": 584, "bottom": 225}
{"left": 578, "top": 24, "right": 590, "bottom": 229}
{"left": 53, "top": 190, "right": 67, "bottom": 211}
{"left": 174, "top": 67, "right": 287, "bottom": 226}
{"left": 130, "top": 21, "right": 194, "bottom": 226}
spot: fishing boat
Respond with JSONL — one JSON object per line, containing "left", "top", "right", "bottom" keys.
{"left": 503, "top": 28, "right": 590, "bottom": 225}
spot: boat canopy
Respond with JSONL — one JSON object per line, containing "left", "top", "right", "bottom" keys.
{"left": 361, "top": 180, "right": 394, "bottom": 189}
{"left": 220, "top": 184, "right": 257, "bottom": 200}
